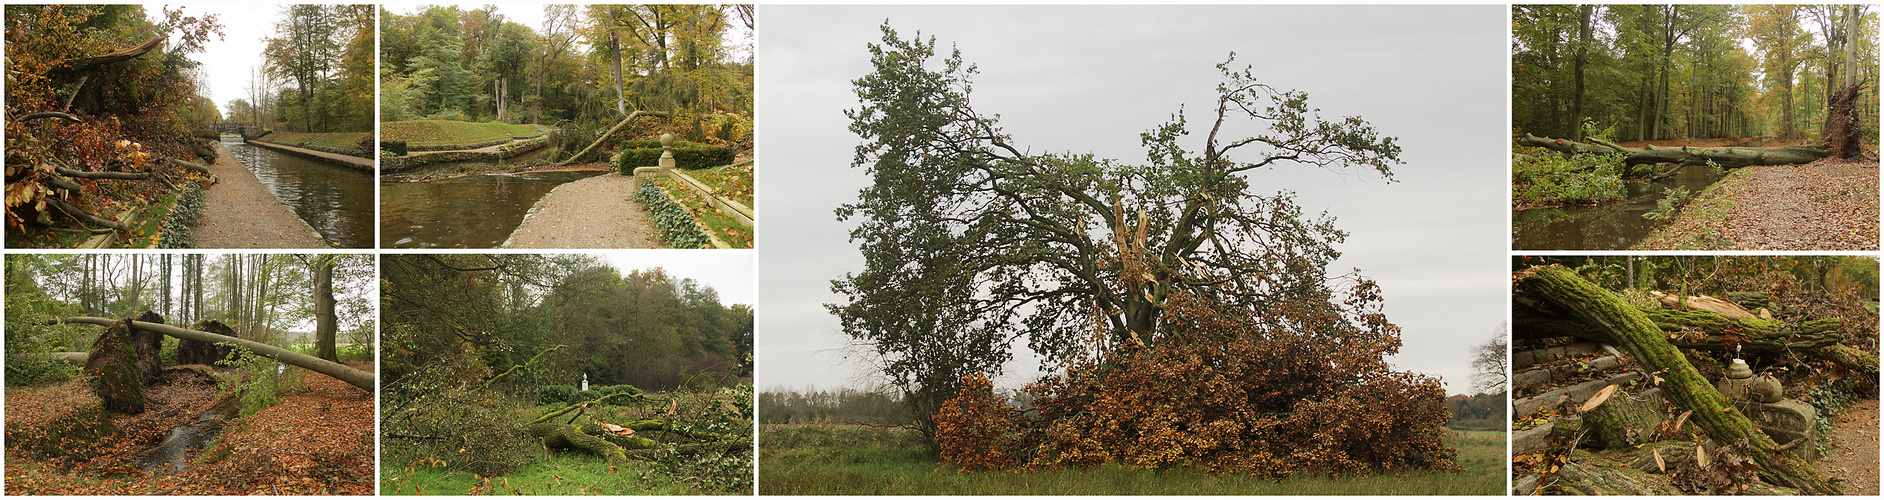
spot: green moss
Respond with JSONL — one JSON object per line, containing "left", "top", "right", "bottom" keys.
{"left": 86, "top": 320, "right": 145, "bottom": 414}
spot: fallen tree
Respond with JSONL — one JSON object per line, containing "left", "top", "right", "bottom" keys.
{"left": 1517, "top": 133, "right": 1833, "bottom": 169}
{"left": 55, "top": 316, "right": 373, "bottom": 392}
{"left": 1513, "top": 265, "right": 1838, "bottom": 494}
{"left": 552, "top": 109, "right": 673, "bottom": 167}
{"left": 1513, "top": 291, "right": 1874, "bottom": 379}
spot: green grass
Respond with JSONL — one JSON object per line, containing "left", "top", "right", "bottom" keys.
{"left": 254, "top": 131, "right": 371, "bottom": 150}
{"left": 380, "top": 120, "right": 541, "bottom": 146}
{"left": 381, "top": 450, "right": 702, "bottom": 496}
{"left": 759, "top": 424, "right": 1505, "bottom": 495}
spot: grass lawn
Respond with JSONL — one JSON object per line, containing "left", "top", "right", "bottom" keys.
{"left": 254, "top": 131, "right": 371, "bottom": 151}
{"left": 380, "top": 120, "right": 542, "bottom": 147}
{"left": 759, "top": 424, "right": 1505, "bottom": 495}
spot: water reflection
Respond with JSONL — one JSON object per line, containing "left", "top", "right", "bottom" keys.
{"left": 1512, "top": 164, "right": 1728, "bottom": 250}
{"left": 226, "top": 143, "right": 374, "bottom": 248}
{"left": 379, "top": 170, "right": 605, "bottom": 248}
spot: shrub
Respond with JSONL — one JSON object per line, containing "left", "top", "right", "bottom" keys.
{"left": 614, "top": 141, "right": 735, "bottom": 171}
{"left": 1512, "top": 153, "right": 1625, "bottom": 207}
{"left": 382, "top": 140, "right": 408, "bottom": 156}
{"left": 672, "top": 144, "right": 736, "bottom": 170}
{"left": 615, "top": 148, "right": 664, "bottom": 173}
{"left": 934, "top": 374, "right": 1020, "bottom": 472}
{"left": 636, "top": 182, "right": 713, "bottom": 248}
{"left": 427, "top": 108, "right": 468, "bottom": 122}
{"left": 538, "top": 384, "right": 578, "bottom": 405}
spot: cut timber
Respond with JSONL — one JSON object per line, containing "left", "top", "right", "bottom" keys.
{"left": 1581, "top": 385, "right": 1666, "bottom": 450}
{"left": 1513, "top": 265, "right": 1838, "bottom": 494}
{"left": 57, "top": 316, "right": 373, "bottom": 392}
{"left": 1517, "top": 133, "right": 1831, "bottom": 169}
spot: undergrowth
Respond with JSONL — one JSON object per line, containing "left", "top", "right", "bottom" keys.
{"left": 1513, "top": 152, "right": 1625, "bottom": 208}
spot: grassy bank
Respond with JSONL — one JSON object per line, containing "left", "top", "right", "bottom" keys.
{"left": 253, "top": 131, "right": 371, "bottom": 151}
{"left": 758, "top": 423, "right": 1504, "bottom": 495}
{"left": 380, "top": 120, "right": 541, "bottom": 147}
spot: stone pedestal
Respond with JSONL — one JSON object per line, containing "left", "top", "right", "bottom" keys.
{"left": 658, "top": 133, "right": 676, "bottom": 170}
{"left": 1745, "top": 399, "right": 1818, "bottom": 461}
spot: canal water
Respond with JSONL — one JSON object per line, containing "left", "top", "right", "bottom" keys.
{"left": 225, "top": 142, "right": 374, "bottom": 248}
{"left": 379, "top": 170, "right": 606, "bottom": 248}
{"left": 1512, "top": 164, "right": 1729, "bottom": 250}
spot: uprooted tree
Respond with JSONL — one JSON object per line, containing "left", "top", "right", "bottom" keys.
{"left": 830, "top": 24, "right": 1458, "bottom": 475}
{"left": 1516, "top": 133, "right": 1833, "bottom": 170}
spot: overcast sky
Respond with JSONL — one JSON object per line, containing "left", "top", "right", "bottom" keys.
{"left": 755, "top": 5, "right": 1510, "bottom": 396}
{"left": 601, "top": 251, "right": 755, "bottom": 307}
{"left": 168, "top": 3, "right": 281, "bottom": 114}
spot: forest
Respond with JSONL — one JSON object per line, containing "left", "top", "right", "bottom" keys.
{"left": 1511, "top": 5, "right": 1879, "bottom": 251}
{"left": 229, "top": 5, "right": 375, "bottom": 135}
{"left": 379, "top": 254, "right": 753, "bottom": 495}
{"left": 5, "top": 253, "right": 376, "bottom": 494}
{"left": 376, "top": 5, "right": 756, "bottom": 250}
{"left": 1511, "top": 256, "right": 1878, "bottom": 495}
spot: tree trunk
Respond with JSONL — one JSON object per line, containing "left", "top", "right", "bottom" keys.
{"left": 1517, "top": 134, "right": 1832, "bottom": 169}
{"left": 552, "top": 109, "right": 671, "bottom": 166}
{"left": 1569, "top": 4, "right": 1592, "bottom": 139}
{"left": 1513, "top": 291, "right": 1873, "bottom": 378}
{"left": 1582, "top": 386, "right": 1666, "bottom": 450}
{"left": 313, "top": 255, "right": 338, "bottom": 362}
{"left": 57, "top": 316, "right": 373, "bottom": 392}
{"left": 1513, "top": 265, "right": 1838, "bottom": 494}
{"left": 523, "top": 422, "right": 629, "bottom": 466}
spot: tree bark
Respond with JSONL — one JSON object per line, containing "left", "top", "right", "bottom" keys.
{"left": 57, "top": 316, "right": 373, "bottom": 392}
{"left": 524, "top": 422, "right": 629, "bottom": 467}
{"left": 1513, "top": 265, "right": 1838, "bottom": 494}
{"left": 313, "top": 255, "right": 338, "bottom": 362}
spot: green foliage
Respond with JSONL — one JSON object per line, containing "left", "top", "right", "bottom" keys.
{"left": 1643, "top": 186, "right": 1693, "bottom": 221}
{"left": 381, "top": 140, "right": 408, "bottom": 156}
{"left": 538, "top": 384, "right": 578, "bottom": 405}
{"left": 635, "top": 182, "right": 713, "bottom": 248}
{"left": 1803, "top": 380, "right": 1861, "bottom": 458}
{"left": 215, "top": 348, "right": 282, "bottom": 418}
{"left": 1512, "top": 152, "right": 1626, "bottom": 207}
{"left": 5, "top": 256, "right": 83, "bottom": 386}
{"left": 156, "top": 184, "right": 206, "bottom": 249}
{"left": 613, "top": 141, "right": 735, "bottom": 171}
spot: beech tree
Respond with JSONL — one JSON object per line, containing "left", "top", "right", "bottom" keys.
{"left": 830, "top": 24, "right": 1403, "bottom": 446}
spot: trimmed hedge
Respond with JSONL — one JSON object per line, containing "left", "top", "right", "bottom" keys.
{"left": 635, "top": 182, "right": 712, "bottom": 248}
{"left": 382, "top": 140, "right": 408, "bottom": 156}
{"left": 613, "top": 141, "right": 736, "bottom": 172}
{"left": 537, "top": 384, "right": 644, "bottom": 406}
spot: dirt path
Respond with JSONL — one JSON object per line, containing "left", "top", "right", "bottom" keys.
{"left": 1816, "top": 399, "right": 1880, "bottom": 496}
{"left": 500, "top": 172, "right": 660, "bottom": 248}
{"left": 1634, "top": 159, "right": 1879, "bottom": 250}
{"left": 193, "top": 143, "right": 328, "bottom": 248}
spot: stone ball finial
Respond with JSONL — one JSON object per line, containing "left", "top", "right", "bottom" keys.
{"left": 659, "top": 133, "right": 675, "bottom": 148}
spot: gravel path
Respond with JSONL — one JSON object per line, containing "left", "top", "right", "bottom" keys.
{"left": 193, "top": 143, "right": 328, "bottom": 248}
{"left": 1815, "top": 399, "right": 1879, "bottom": 496}
{"left": 501, "top": 172, "right": 659, "bottom": 248}
{"left": 1634, "top": 159, "right": 1879, "bottom": 250}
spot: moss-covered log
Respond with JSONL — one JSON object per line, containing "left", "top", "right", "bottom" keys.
{"left": 1547, "top": 453, "right": 1686, "bottom": 495}
{"left": 524, "top": 422, "right": 629, "bottom": 467}
{"left": 1514, "top": 292, "right": 1870, "bottom": 376}
{"left": 1514, "top": 265, "right": 1838, "bottom": 494}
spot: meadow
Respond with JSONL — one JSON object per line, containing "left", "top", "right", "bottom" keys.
{"left": 758, "top": 423, "right": 1505, "bottom": 495}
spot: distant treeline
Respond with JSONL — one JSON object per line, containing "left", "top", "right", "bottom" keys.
{"left": 758, "top": 387, "right": 912, "bottom": 425}
{"left": 1445, "top": 392, "right": 1506, "bottom": 432}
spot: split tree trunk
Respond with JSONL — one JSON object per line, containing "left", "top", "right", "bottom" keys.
{"left": 58, "top": 316, "right": 373, "bottom": 392}
{"left": 1513, "top": 265, "right": 1838, "bottom": 495}
{"left": 1517, "top": 133, "right": 1832, "bottom": 169}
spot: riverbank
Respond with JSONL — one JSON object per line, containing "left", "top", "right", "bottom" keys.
{"left": 500, "top": 172, "right": 659, "bottom": 249}
{"left": 245, "top": 140, "right": 374, "bottom": 171}
{"left": 193, "top": 142, "right": 329, "bottom": 248}
{"left": 1632, "top": 158, "right": 1880, "bottom": 250}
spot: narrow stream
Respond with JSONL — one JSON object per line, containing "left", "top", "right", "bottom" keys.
{"left": 1512, "top": 164, "right": 1729, "bottom": 250}
{"left": 225, "top": 141, "right": 375, "bottom": 248}
{"left": 379, "top": 170, "right": 606, "bottom": 248}
{"left": 132, "top": 406, "right": 232, "bottom": 473}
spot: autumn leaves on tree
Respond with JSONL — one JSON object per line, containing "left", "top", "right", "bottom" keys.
{"left": 832, "top": 24, "right": 1456, "bottom": 476}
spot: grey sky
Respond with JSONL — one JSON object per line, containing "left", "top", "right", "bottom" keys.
{"left": 169, "top": 3, "right": 279, "bottom": 114}
{"left": 602, "top": 251, "right": 755, "bottom": 307}
{"left": 755, "top": 5, "right": 1509, "bottom": 395}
